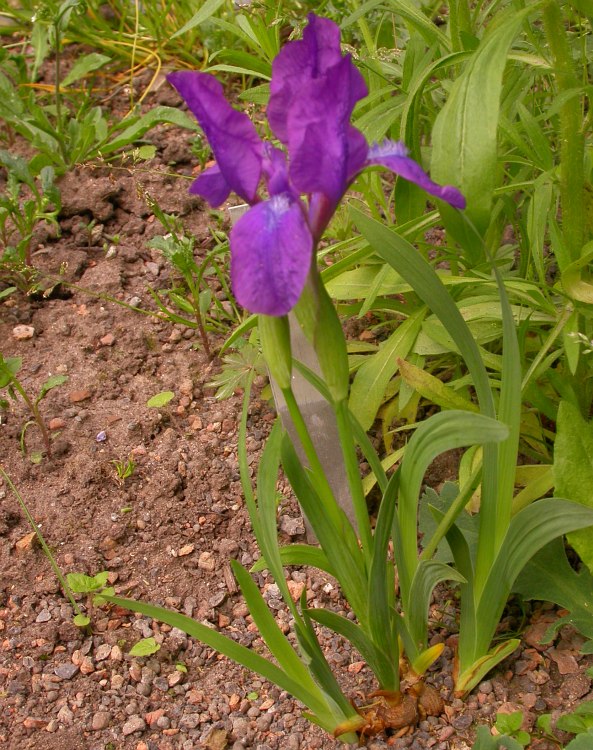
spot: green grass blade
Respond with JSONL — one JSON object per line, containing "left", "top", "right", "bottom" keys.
{"left": 351, "top": 208, "right": 494, "bottom": 419}
{"left": 473, "top": 499, "right": 593, "bottom": 663}
{"left": 171, "top": 0, "right": 226, "bottom": 38}
{"left": 307, "top": 608, "right": 397, "bottom": 690}
{"left": 368, "top": 470, "right": 400, "bottom": 688}
{"left": 349, "top": 308, "right": 425, "bottom": 430}
{"left": 406, "top": 561, "right": 466, "bottom": 651}
{"left": 398, "top": 410, "right": 508, "bottom": 602}
{"left": 101, "top": 594, "right": 335, "bottom": 728}
{"left": 250, "top": 545, "right": 335, "bottom": 576}
{"left": 230, "top": 561, "right": 326, "bottom": 699}
{"left": 281, "top": 435, "right": 368, "bottom": 624}
{"left": 387, "top": 0, "right": 451, "bottom": 48}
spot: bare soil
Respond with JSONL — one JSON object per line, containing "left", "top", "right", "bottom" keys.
{"left": 1, "top": 74, "right": 592, "bottom": 750}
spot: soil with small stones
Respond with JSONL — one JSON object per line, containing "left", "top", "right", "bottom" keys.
{"left": 1, "top": 65, "right": 593, "bottom": 750}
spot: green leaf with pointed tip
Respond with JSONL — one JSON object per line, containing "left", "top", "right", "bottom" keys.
{"left": 351, "top": 208, "right": 494, "bottom": 419}
{"left": 61, "top": 53, "right": 110, "bottom": 87}
{"left": 349, "top": 309, "right": 424, "bottom": 430}
{"left": 513, "top": 538, "right": 593, "bottom": 643}
{"left": 554, "top": 401, "right": 593, "bottom": 574}
{"left": 146, "top": 391, "right": 175, "bottom": 408}
{"left": 431, "top": 8, "right": 533, "bottom": 259}
{"left": 456, "top": 639, "right": 521, "bottom": 697}
{"left": 171, "top": 0, "right": 226, "bottom": 38}
{"left": 398, "top": 357, "right": 479, "bottom": 413}
{"left": 129, "top": 637, "right": 161, "bottom": 657}
{"left": 250, "top": 545, "right": 334, "bottom": 577}
{"left": 37, "top": 374, "right": 68, "bottom": 402}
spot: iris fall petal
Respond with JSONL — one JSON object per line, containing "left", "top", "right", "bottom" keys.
{"left": 367, "top": 141, "right": 466, "bottom": 210}
{"left": 230, "top": 195, "right": 313, "bottom": 316}
{"left": 167, "top": 71, "right": 263, "bottom": 205}
{"left": 189, "top": 164, "right": 231, "bottom": 206}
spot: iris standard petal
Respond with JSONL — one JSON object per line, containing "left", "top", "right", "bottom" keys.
{"left": 167, "top": 71, "right": 263, "bottom": 205}
{"left": 288, "top": 57, "right": 365, "bottom": 206}
{"left": 268, "top": 14, "right": 366, "bottom": 145}
{"left": 189, "top": 164, "right": 231, "bottom": 206}
{"left": 268, "top": 15, "right": 342, "bottom": 143}
{"left": 230, "top": 195, "right": 313, "bottom": 316}
{"left": 346, "top": 126, "right": 369, "bottom": 183}
{"left": 366, "top": 141, "right": 466, "bottom": 210}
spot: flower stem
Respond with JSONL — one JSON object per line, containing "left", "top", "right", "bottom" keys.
{"left": 542, "top": 0, "right": 584, "bottom": 265}
{"left": 0, "top": 465, "right": 82, "bottom": 616}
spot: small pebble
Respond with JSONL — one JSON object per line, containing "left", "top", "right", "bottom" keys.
{"left": 35, "top": 609, "right": 51, "bottom": 623}
{"left": 95, "top": 643, "right": 111, "bottom": 662}
{"left": 92, "top": 711, "right": 112, "bottom": 730}
{"left": 198, "top": 551, "right": 216, "bottom": 571}
{"left": 55, "top": 663, "right": 79, "bottom": 680}
{"left": 122, "top": 715, "right": 147, "bottom": 735}
{"left": 69, "top": 389, "right": 92, "bottom": 403}
{"left": 12, "top": 325, "right": 35, "bottom": 340}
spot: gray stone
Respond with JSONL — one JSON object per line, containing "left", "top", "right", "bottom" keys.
{"left": 55, "top": 663, "right": 79, "bottom": 680}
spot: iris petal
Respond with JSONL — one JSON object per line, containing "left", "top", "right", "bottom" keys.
{"left": 189, "top": 164, "right": 231, "bottom": 206}
{"left": 230, "top": 195, "right": 313, "bottom": 316}
{"left": 167, "top": 71, "right": 263, "bottom": 205}
{"left": 288, "top": 57, "right": 366, "bottom": 207}
{"left": 366, "top": 141, "right": 466, "bottom": 210}
{"left": 268, "top": 15, "right": 343, "bottom": 143}
{"left": 268, "top": 14, "right": 366, "bottom": 147}
{"left": 262, "top": 144, "right": 292, "bottom": 197}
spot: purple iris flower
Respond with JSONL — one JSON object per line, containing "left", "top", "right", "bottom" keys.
{"left": 168, "top": 14, "right": 465, "bottom": 317}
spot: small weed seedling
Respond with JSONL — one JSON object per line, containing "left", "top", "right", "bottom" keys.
{"left": 66, "top": 571, "right": 114, "bottom": 628}
{"left": 0, "top": 151, "right": 61, "bottom": 266}
{"left": 129, "top": 637, "right": 161, "bottom": 657}
{"left": 472, "top": 704, "right": 593, "bottom": 749}
{"left": 111, "top": 455, "right": 136, "bottom": 486}
{"left": 0, "top": 354, "right": 67, "bottom": 460}
{"left": 146, "top": 196, "right": 239, "bottom": 359}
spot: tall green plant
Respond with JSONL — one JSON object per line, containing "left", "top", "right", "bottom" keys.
{"left": 353, "top": 208, "right": 593, "bottom": 695}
